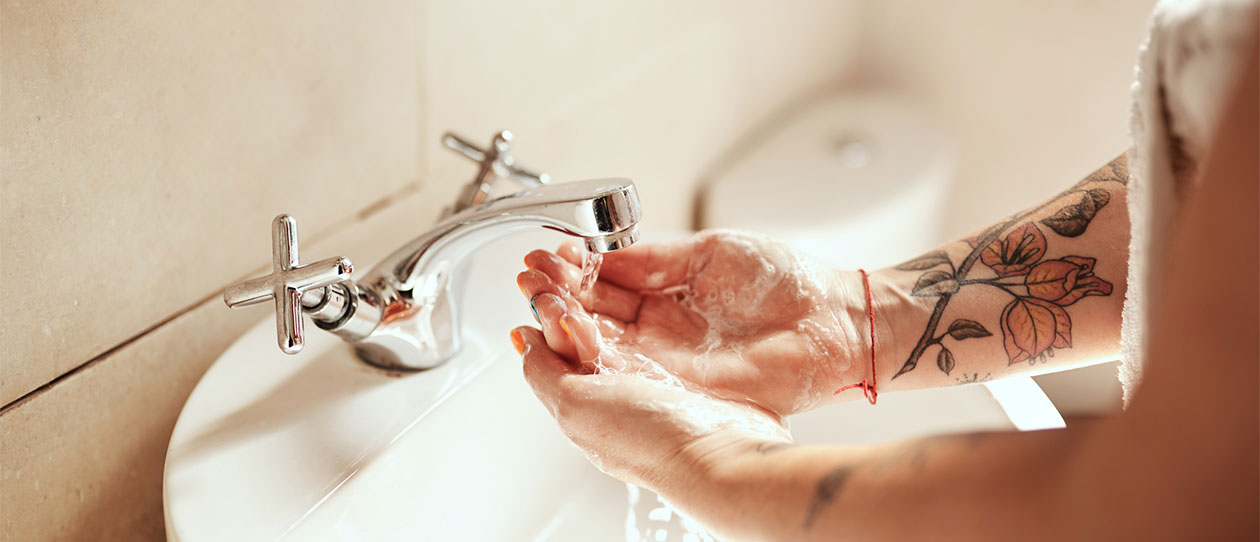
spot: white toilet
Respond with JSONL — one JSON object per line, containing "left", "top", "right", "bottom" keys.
{"left": 700, "top": 92, "right": 954, "bottom": 269}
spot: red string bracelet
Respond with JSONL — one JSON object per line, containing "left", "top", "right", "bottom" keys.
{"left": 834, "top": 268, "right": 878, "bottom": 405}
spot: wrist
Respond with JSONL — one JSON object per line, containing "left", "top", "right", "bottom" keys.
{"left": 868, "top": 266, "right": 943, "bottom": 393}
{"left": 828, "top": 268, "right": 926, "bottom": 401}
{"left": 673, "top": 431, "right": 763, "bottom": 486}
{"left": 673, "top": 436, "right": 782, "bottom": 538}
{"left": 866, "top": 268, "right": 925, "bottom": 392}
{"left": 655, "top": 432, "right": 771, "bottom": 528}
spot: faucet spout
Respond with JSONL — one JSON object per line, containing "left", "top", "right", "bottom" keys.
{"left": 387, "top": 178, "right": 640, "bottom": 291}
{"left": 316, "top": 178, "right": 641, "bottom": 371}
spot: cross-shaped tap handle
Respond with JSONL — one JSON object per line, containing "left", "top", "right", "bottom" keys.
{"left": 443, "top": 130, "right": 551, "bottom": 186}
{"left": 442, "top": 130, "right": 550, "bottom": 214}
{"left": 223, "top": 215, "right": 354, "bottom": 354}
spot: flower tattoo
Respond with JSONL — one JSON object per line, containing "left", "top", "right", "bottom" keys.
{"left": 891, "top": 158, "right": 1124, "bottom": 377}
{"left": 972, "top": 222, "right": 1047, "bottom": 277}
{"left": 1025, "top": 256, "right": 1113, "bottom": 306}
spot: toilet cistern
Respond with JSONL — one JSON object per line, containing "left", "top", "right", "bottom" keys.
{"left": 223, "top": 130, "right": 642, "bottom": 371}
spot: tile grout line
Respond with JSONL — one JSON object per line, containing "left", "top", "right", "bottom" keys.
{"left": 0, "top": 290, "right": 221, "bottom": 416}
{"left": 0, "top": 181, "right": 425, "bottom": 416}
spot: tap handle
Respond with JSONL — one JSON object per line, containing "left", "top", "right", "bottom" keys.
{"left": 223, "top": 215, "right": 354, "bottom": 355}
{"left": 443, "top": 130, "right": 550, "bottom": 187}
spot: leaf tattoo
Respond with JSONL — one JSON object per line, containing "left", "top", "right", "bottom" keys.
{"left": 937, "top": 348, "right": 956, "bottom": 375}
{"left": 1079, "top": 155, "right": 1129, "bottom": 186}
{"left": 892, "top": 156, "right": 1123, "bottom": 379}
{"left": 1040, "top": 188, "right": 1110, "bottom": 237}
{"left": 911, "top": 270, "right": 960, "bottom": 297}
{"left": 999, "top": 297, "right": 1072, "bottom": 364}
{"left": 946, "top": 319, "right": 992, "bottom": 340}
{"left": 895, "top": 250, "right": 953, "bottom": 271}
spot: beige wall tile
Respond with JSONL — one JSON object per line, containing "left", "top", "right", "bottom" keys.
{"left": 0, "top": 299, "right": 256, "bottom": 542}
{"left": 422, "top": 1, "right": 863, "bottom": 232}
{"left": 0, "top": 0, "right": 421, "bottom": 405}
{"left": 0, "top": 188, "right": 437, "bottom": 542}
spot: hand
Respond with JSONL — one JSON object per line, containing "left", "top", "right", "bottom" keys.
{"left": 516, "top": 230, "right": 870, "bottom": 416}
{"left": 510, "top": 322, "right": 791, "bottom": 501}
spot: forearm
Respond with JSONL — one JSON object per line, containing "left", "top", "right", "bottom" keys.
{"left": 848, "top": 155, "right": 1131, "bottom": 395}
{"left": 682, "top": 426, "right": 1097, "bottom": 541}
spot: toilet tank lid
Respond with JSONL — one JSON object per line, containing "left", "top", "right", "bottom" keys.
{"left": 702, "top": 93, "right": 952, "bottom": 229}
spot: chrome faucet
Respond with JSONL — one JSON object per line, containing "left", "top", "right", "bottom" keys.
{"left": 224, "top": 130, "right": 641, "bottom": 371}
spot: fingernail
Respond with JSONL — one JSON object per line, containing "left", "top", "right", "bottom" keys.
{"left": 528, "top": 294, "right": 541, "bottom": 323}
{"left": 559, "top": 318, "right": 574, "bottom": 340}
{"left": 510, "top": 329, "right": 525, "bottom": 354}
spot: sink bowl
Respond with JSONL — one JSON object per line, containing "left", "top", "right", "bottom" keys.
{"left": 164, "top": 232, "right": 1033, "bottom": 541}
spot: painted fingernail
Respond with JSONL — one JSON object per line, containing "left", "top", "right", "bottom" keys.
{"left": 528, "top": 294, "right": 541, "bottom": 323}
{"left": 510, "top": 329, "right": 525, "bottom": 354}
{"left": 516, "top": 272, "right": 532, "bottom": 297}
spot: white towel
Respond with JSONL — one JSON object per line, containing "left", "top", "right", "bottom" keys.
{"left": 1121, "top": 0, "right": 1257, "bottom": 406}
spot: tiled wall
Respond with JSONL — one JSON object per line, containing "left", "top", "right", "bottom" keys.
{"left": 1, "top": 2, "right": 860, "bottom": 539}
{"left": 1, "top": 0, "right": 421, "bottom": 408}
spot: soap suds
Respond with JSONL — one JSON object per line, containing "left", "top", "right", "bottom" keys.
{"left": 644, "top": 270, "right": 669, "bottom": 289}
{"left": 655, "top": 231, "right": 855, "bottom": 413}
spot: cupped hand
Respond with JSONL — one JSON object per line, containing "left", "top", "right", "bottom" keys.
{"left": 517, "top": 230, "right": 869, "bottom": 416}
{"left": 510, "top": 320, "right": 791, "bottom": 501}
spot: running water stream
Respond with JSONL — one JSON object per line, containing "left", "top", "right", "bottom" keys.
{"left": 578, "top": 248, "right": 603, "bottom": 303}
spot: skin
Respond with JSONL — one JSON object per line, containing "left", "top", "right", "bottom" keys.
{"left": 511, "top": 47, "right": 1257, "bottom": 541}
{"left": 517, "top": 232, "right": 866, "bottom": 415}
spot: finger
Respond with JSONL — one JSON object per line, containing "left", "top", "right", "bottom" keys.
{"left": 550, "top": 287, "right": 628, "bottom": 342}
{"left": 517, "top": 270, "right": 579, "bottom": 358}
{"left": 517, "top": 268, "right": 564, "bottom": 304}
{"left": 556, "top": 241, "right": 584, "bottom": 266}
{"left": 592, "top": 313, "right": 627, "bottom": 340}
{"left": 524, "top": 249, "right": 581, "bottom": 290}
{"left": 524, "top": 249, "right": 642, "bottom": 322}
{"left": 533, "top": 292, "right": 578, "bottom": 361}
{"left": 520, "top": 269, "right": 625, "bottom": 338}
{"left": 514, "top": 327, "right": 579, "bottom": 409}
{"left": 562, "top": 309, "right": 644, "bottom": 375}
{"left": 561, "top": 313, "right": 603, "bottom": 365}
{"left": 597, "top": 237, "right": 697, "bottom": 291}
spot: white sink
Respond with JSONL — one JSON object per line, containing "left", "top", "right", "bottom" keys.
{"left": 164, "top": 232, "right": 1033, "bottom": 541}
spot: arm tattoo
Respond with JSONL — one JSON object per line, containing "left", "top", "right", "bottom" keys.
{"left": 891, "top": 155, "right": 1126, "bottom": 379}
{"left": 800, "top": 434, "right": 997, "bottom": 529}
{"left": 803, "top": 466, "right": 852, "bottom": 529}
